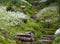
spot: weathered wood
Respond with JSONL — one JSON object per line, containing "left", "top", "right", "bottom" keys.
{"left": 39, "top": 40, "right": 53, "bottom": 42}
{"left": 16, "top": 32, "right": 34, "bottom": 44}
{"left": 17, "top": 34, "right": 31, "bottom": 37}
{"left": 43, "top": 35, "right": 55, "bottom": 40}
{"left": 18, "top": 37, "right": 33, "bottom": 42}
{"left": 39, "top": 35, "right": 55, "bottom": 44}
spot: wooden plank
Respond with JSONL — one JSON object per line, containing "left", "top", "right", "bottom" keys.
{"left": 16, "top": 32, "right": 34, "bottom": 43}
{"left": 16, "top": 34, "right": 31, "bottom": 37}
{"left": 17, "top": 36, "right": 33, "bottom": 42}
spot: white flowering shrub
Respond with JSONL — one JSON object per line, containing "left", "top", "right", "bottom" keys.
{"left": 0, "top": 6, "right": 27, "bottom": 26}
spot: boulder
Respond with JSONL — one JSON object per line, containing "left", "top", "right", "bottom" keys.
{"left": 55, "top": 28, "right": 60, "bottom": 36}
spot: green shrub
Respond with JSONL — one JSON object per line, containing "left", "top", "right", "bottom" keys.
{"left": 53, "top": 36, "right": 60, "bottom": 44}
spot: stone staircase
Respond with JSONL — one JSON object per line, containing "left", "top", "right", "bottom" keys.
{"left": 39, "top": 35, "right": 55, "bottom": 44}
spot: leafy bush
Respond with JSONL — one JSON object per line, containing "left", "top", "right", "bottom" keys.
{"left": 53, "top": 36, "right": 60, "bottom": 44}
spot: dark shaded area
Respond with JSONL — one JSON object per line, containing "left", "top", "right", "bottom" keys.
{"left": 22, "top": 19, "right": 27, "bottom": 23}
{"left": 6, "top": 6, "right": 14, "bottom": 12}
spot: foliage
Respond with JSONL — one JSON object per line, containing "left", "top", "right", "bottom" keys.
{"left": 36, "top": 6, "right": 59, "bottom": 35}
{"left": 53, "top": 36, "right": 60, "bottom": 44}
{"left": 0, "top": 9, "right": 43, "bottom": 43}
{"left": 0, "top": 0, "right": 60, "bottom": 44}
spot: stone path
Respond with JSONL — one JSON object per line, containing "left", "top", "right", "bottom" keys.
{"left": 39, "top": 35, "right": 55, "bottom": 44}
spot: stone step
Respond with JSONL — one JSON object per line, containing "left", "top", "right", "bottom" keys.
{"left": 43, "top": 35, "right": 54, "bottom": 37}
{"left": 39, "top": 40, "right": 53, "bottom": 42}
{"left": 39, "top": 35, "right": 55, "bottom": 44}
{"left": 45, "top": 31, "right": 54, "bottom": 34}
{"left": 42, "top": 35, "right": 55, "bottom": 40}
{"left": 39, "top": 40, "right": 53, "bottom": 44}
{"left": 41, "top": 37, "right": 52, "bottom": 40}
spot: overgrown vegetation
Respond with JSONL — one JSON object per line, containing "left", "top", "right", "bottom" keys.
{"left": 0, "top": 0, "right": 60, "bottom": 44}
